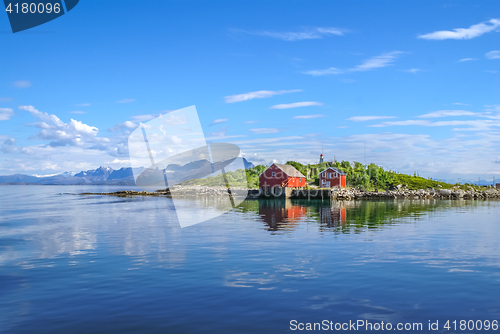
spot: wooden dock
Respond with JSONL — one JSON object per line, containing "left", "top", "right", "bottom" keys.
{"left": 258, "top": 187, "right": 334, "bottom": 200}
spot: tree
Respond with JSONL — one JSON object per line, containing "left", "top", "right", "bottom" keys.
{"left": 285, "top": 161, "right": 306, "bottom": 176}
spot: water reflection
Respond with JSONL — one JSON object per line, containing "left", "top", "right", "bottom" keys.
{"left": 257, "top": 199, "right": 347, "bottom": 231}
{"left": 0, "top": 190, "right": 187, "bottom": 269}
{"left": 248, "top": 198, "right": 495, "bottom": 234}
{"left": 258, "top": 199, "right": 306, "bottom": 231}
{"left": 2, "top": 186, "right": 500, "bottom": 334}
{"left": 319, "top": 203, "right": 347, "bottom": 229}
{"left": 1, "top": 185, "right": 498, "bottom": 266}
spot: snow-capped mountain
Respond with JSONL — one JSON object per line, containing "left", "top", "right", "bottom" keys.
{"left": 32, "top": 171, "right": 75, "bottom": 178}
{"left": 74, "top": 166, "right": 114, "bottom": 181}
{"left": 0, "top": 158, "right": 255, "bottom": 185}
{"left": 0, "top": 167, "right": 136, "bottom": 185}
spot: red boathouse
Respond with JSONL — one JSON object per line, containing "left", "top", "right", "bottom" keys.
{"left": 319, "top": 167, "right": 347, "bottom": 188}
{"left": 259, "top": 163, "right": 306, "bottom": 190}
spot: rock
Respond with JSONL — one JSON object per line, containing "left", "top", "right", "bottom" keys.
{"left": 438, "top": 189, "right": 452, "bottom": 196}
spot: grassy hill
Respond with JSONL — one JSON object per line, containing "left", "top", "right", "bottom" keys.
{"left": 182, "top": 160, "right": 488, "bottom": 191}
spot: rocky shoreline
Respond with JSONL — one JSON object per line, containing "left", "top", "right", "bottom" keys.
{"left": 80, "top": 185, "right": 500, "bottom": 201}
{"left": 333, "top": 186, "right": 500, "bottom": 200}
{"left": 80, "top": 185, "right": 250, "bottom": 198}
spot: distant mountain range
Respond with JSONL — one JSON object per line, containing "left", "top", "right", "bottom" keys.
{"left": 0, "top": 158, "right": 255, "bottom": 185}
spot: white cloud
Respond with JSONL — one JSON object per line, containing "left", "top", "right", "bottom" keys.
{"left": 116, "top": 99, "right": 135, "bottom": 104}
{"left": 369, "top": 120, "right": 431, "bottom": 127}
{"left": 254, "top": 27, "right": 345, "bottom": 41}
{"left": 5, "top": 124, "right": 500, "bottom": 178}
{"left": 230, "top": 131, "right": 500, "bottom": 178}
{"left": 369, "top": 119, "right": 498, "bottom": 131}
{"left": 271, "top": 101, "right": 323, "bottom": 109}
{"left": 20, "top": 105, "right": 64, "bottom": 126}
{"left": 0, "top": 145, "right": 110, "bottom": 174}
{"left": 13, "top": 80, "right": 31, "bottom": 88}
{"left": 417, "top": 19, "right": 500, "bottom": 40}
{"left": 18, "top": 105, "right": 107, "bottom": 147}
{"left": 76, "top": 103, "right": 91, "bottom": 107}
{"left": 315, "top": 27, "right": 345, "bottom": 35}
{"left": 205, "top": 134, "right": 246, "bottom": 140}
{"left": 108, "top": 121, "right": 138, "bottom": 132}
{"left": 293, "top": 114, "right": 326, "bottom": 119}
{"left": 458, "top": 58, "right": 477, "bottom": 62}
{"left": 1, "top": 138, "right": 16, "bottom": 153}
{"left": 350, "top": 51, "right": 404, "bottom": 72}
{"left": 70, "top": 111, "right": 86, "bottom": 114}
{"left": 232, "top": 135, "right": 302, "bottom": 145}
{"left": 303, "top": 51, "right": 404, "bottom": 76}
{"left": 418, "top": 110, "right": 479, "bottom": 118}
{"left": 333, "top": 131, "right": 500, "bottom": 177}
{"left": 130, "top": 114, "right": 158, "bottom": 122}
{"left": 245, "top": 120, "right": 259, "bottom": 124}
{"left": 348, "top": 116, "right": 396, "bottom": 122}
{"left": 453, "top": 103, "right": 471, "bottom": 106}
{"left": 161, "top": 113, "right": 187, "bottom": 126}
{"left": 0, "top": 137, "right": 36, "bottom": 155}
{"left": 0, "top": 108, "right": 14, "bottom": 121}
{"left": 0, "top": 139, "right": 144, "bottom": 174}
{"left": 225, "top": 89, "right": 302, "bottom": 103}
{"left": 485, "top": 50, "right": 500, "bottom": 59}
{"left": 302, "top": 67, "right": 343, "bottom": 76}
{"left": 210, "top": 118, "right": 228, "bottom": 125}
{"left": 249, "top": 128, "right": 280, "bottom": 134}
{"left": 20, "top": 147, "right": 34, "bottom": 155}
{"left": 107, "top": 159, "right": 130, "bottom": 164}
{"left": 404, "top": 68, "right": 421, "bottom": 74}
{"left": 485, "top": 105, "right": 500, "bottom": 112}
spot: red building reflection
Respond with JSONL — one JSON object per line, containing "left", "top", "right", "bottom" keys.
{"left": 258, "top": 200, "right": 306, "bottom": 231}
{"left": 319, "top": 205, "right": 346, "bottom": 229}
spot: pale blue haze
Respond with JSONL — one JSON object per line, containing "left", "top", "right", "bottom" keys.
{"left": 0, "top": 1, "right": 499, "bottom": 181}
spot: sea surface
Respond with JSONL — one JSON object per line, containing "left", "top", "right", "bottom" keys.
{"left": 0, "top": 185, "right": 499, "bottom": 333}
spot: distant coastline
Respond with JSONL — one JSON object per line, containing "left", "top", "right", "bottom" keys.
{"left": 1, "top": 160, "right": 498, "bottom": 193}
{"left": 78, "top": 185, "right": 500, "bottom": 201}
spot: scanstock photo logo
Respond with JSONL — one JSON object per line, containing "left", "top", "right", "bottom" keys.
{"left": 128, "top": 106, "right": 248, "bottom": 228}
{"left": 3, "top": 0, "right": 79, "bottom": 33}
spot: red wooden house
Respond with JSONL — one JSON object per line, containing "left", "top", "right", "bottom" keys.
{"left": 319, "top": 167, "right": 346, "bottom": 188}
{"left": 259, "top": 163, "right": 306, "bottom": 189}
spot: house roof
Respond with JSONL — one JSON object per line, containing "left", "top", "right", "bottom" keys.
{"left": 274, "top": 163, "right": 306, "bottom": 178}
{"left": 319, "top": 166, "right": 347, "bottom": 175}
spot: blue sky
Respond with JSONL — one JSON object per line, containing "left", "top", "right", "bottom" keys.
{"left": 0, "top": 0, "right": 499, "bottom": 181}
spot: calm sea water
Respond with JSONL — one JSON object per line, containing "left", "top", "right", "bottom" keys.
{"left": 1, "top": 185, "right": 499, "bottom": 333}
